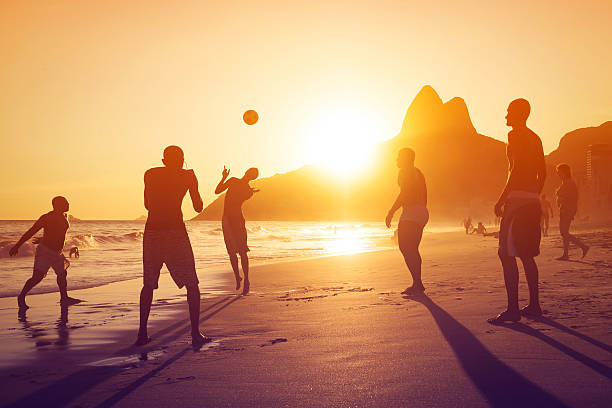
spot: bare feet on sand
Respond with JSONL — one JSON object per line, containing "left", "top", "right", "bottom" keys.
{"left": 235, "top": 276, "right": 243, "bottom": 291}
{"left": 192, "top": 332, "right": 212, "bottom": 349}
{"left": 17, "top": 295, "right": 29, "bottom": 310}
{"left": 134, "top": 332, "right": 152, "bottom": 346}
{"left": 60, "top": 297, "right": 82, "bottom": 306}
{"left": 401, "top": 284, "right": 425, "bottom": 295}
{"left": 582, "top": 246, "right": 590, "bottom": 258}
{"left": 556, "top": 255, "right": 569, "bottom": 261}
{"left": 241, "top": 280, "right": 250, "bottom": 296}
{"left": 487, "top": 310, "right": 521, "bottom": 324}
{"left": 520, "top": 304, "right": 543, "bottom": 317}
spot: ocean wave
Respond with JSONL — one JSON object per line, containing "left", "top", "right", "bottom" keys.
{"left": 0, "top": 242, "right": 36, "bottom": 258}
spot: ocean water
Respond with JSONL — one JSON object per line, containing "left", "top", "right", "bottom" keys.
{"left": 0, "top": 220, "right": 396, "bottom": 298}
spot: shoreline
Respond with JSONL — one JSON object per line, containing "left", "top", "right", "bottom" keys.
{"left": 1, "top": 227, "right": 610, "bottom": 406}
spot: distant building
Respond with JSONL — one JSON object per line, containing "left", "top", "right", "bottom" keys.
{"left": 586, "top": 144, "right": 612, "bottom": 216}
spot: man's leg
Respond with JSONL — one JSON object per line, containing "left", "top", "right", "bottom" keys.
{"left": 186, "top": 282, "right": 201, "bottom": 336}
{"left": 566, "top": 219, "right": 589, "bottom": 257}
{"left": 520, "top": 256, "right": 542, "bottom": 315}
{"left": 239, "top": 253, "right": 250, "bottom": 295}
{"left": 55, "top": 265, "right": 81, "bottom": 305}
{"left": 399, "top": 222, "right": 425, "bottom": 292}
{"left": 558, "top": 217, "right": 571, "bottom": 259}
{"left": 18, "top": 274, "right": 44, "bottom": 309}
{"left": 136, "top": 286, "right": 154, "bottom": 345}
{"left": 186, "top": 282, "right": 210, "bottom": 348}
{"left": 488, "top": 254, "right": 521, "bottom": 323}
{"left": 229, "top": 253, "right": 242, "bottom": 290}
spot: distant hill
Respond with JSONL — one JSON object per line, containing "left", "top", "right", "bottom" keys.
{"left": 194, "top": 86, "right": 611, "bottom": 223}
{"left": 135, "top": 215, "right": 147, "bottom": 221}
{"left": 67, "top": 214, "right": 81, "bottom": 222}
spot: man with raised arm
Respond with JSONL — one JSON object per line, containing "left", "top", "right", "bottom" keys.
{"left": 215, "top": 166, "right": 259, "bottom": 295}
{"left": 9, "top": 196, "right": 81, "bottom": 309}
{"left": 136, "top": 145, "right": 209, "bottom": 348}
{"left": 489, "top": 99, "right": 546, "bottom": 323}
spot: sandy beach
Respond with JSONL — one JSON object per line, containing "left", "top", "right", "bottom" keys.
{"left": 0, "top": 227, "right": 610, "bottom": 407}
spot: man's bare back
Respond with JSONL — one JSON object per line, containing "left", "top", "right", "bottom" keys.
{"left": 144, "top": 167, "right": 199, "bottom": 230}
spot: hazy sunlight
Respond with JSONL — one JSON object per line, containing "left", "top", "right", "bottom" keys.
{"left": 306, "top": 106, "right": 384, "bottom": 177}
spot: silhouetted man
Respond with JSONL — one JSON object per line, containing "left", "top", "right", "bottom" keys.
{"left": 136, "top": 146, "right": 209, "bottom": 348}
{"left": 555, "top": 163, "right": 589, "bottom": 260}
{"left": 540, "top": 193, "right": 554, "bottom": 236}
{"left": 463, "top": 217, "right": 473, "bottom": 234}
{"left": 215, "top": 166, "right": 259, "bottom": 295}
{"left": 9, "top": 196, "right": 81, "bottom": 309}
{"left": 386, "top": 148, "right": 429, "bottom": 294}
{"left": 489, "top": 99, "right": 545, "bottom": 323}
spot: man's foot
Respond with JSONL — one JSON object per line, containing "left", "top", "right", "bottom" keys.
{"left": 581, "top": 246, "right": 590, "bottom": 259}
{"left": 134, "top": 336, "right": 152, "bottom": 346}
{"left": 520, "top": 304, "right": 543, "bottom": 317}
{"left": 556, "top": 255, "right": 569, "bottom": 261}
{"left": 60, "top": 297, "right": 82, "bottom": 306}
{"left": 487, "top": 310, "right": 521, "bottom": 324}
{"left": 241, "top": 280, "right": 250, "bottom": 296}
{"left": 235, "top": 276, "right": 243, "bottom": 291}
{"left": 401, "top": 285, "right": 425, "bottom": 295}
{"left": 17, "top": 295, "right": 29, "bottom": 310}
{"left": 191, "top": 332, "right": 212, "bottom": 349}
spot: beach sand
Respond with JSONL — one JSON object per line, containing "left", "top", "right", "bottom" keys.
{"left": 1, "top": 228, "right": 610, "bottom": 407}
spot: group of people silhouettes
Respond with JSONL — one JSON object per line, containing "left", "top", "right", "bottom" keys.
{"left": 8, "top": 98, "right": 589, "bottom": 347}
{"left": 385, "top": 98, "right": 589, "bottom": 324}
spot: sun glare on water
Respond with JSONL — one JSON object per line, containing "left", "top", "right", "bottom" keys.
{"left": 306, "top": 106, "right": 385, "bottom": 177}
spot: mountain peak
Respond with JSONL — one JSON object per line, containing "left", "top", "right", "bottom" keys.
{"left": 443, "top": 97, "right": 476, "bottom": 134}
{"left": 412, "top": 85, "right": 443, "bottom": 107}
{"left": 401, "top": 85, "right": 444, "bottom": 134}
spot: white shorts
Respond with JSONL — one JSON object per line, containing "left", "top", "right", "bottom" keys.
{"left": 33, "top": 244, "right": 69, "bottom": 278}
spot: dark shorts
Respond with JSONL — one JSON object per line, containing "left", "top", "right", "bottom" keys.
{"left": 398, "top": 220, "right": 424, "bottom": 254}
{"left": 499, "top": 202, "right": 541, "bottom": 258}
{"left": 222, "top": 216, "right": 249, "bottom": 255}
{"left": 143, "top": 228, "right": 198, "bottom": 289}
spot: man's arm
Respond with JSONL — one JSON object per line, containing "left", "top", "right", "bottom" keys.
{"left": 386, "top": 175, "right": 408, "bottom": 228}
{"left": 144, "top": 170, "right": 151, "bottom": 211}
{"left": 495, "top": 140, "right": 514, "bottom": 216}
{"left": 9, "top": 217, "right": 45, "bottom": 256}
{"left": 215, "top": 167, "right": 231, "bottom": 194}
{"left": 187, "top": 170, "right": 204, "bottom": 213}
{"left": 535, "top": 140, "right": 546, "bottom": 194}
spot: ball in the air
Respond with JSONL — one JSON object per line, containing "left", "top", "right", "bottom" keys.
{"left": 243, "top": 110, "right": 259, "bottom": 125}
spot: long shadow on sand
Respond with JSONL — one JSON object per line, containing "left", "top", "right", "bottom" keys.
{"left": 6, "top": 296, "right": 240, "bottom": 408}
{"left": 533, "top": 317, "right": 612, "bottom": 353}
{"left": 498, "top": 322, "right": 612, "bottom": 379}
{"left": 408, "top": 295, "right": 569, "bottom": 408}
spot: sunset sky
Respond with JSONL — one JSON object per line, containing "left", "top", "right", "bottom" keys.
{"left": 1, "top": 1, "right": 610, "bottom": 219}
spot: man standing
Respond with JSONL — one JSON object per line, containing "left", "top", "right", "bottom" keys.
{"left": 9, "top": 196, "right": 81, "bottom": 309}
{"left": 555, "top": 164, "right": 589, "bottom": 260}
{"left": 386, "top": 148, "right": 429, "bottom": 295}
{"left": 136, "top": 146, "right": 209, "bottom": 348}
{"left": 489, "top": 99, "right": 546, "bottom": 323}
{"left": 215, "top": 166, "right": 259, "bottom": 295}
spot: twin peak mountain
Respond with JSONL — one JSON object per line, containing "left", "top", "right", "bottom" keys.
{"left": 194, "top": 86, "right": 610, "bottom": 222}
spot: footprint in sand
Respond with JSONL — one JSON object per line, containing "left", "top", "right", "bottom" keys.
{"left": 259, "top": 338, "right": 288, "bottom": 347}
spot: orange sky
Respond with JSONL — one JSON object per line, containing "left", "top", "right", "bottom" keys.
{"left": 1, "top": 1, "right": 611, "bottom": 219}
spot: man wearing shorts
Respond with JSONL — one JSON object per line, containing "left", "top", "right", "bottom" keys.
{"left": 215, "top": 166, "right": 259, "bottom": 295}
{"left": 9, "top": 196, "right": 81, "bottom": 309}
{"left": 136, "top": 145, "right": 208, "bottom": 348}
{"left": 490, "top": 99, "right": 546, "bottom": 323}
{"left": 386, "top": 148, "right": 429, "bottom": 295}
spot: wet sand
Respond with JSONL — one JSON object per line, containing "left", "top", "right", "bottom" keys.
{"left": 0, "top": 228, "right": 611, "bottom": 407}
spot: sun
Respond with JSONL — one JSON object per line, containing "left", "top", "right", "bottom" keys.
{"left": 305, "top": 105, "right": 385, "bottom": 177}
